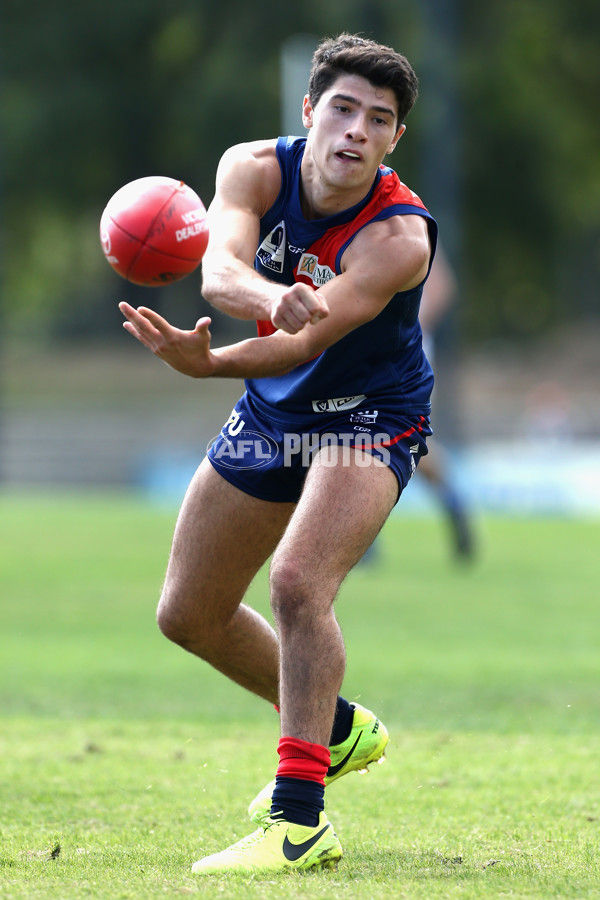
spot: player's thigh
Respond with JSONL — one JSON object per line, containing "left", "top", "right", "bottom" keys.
{"left": 271, "top": 447, "right": 398, "bottom": 594}
{"left": 163, "top": 456, "right": 295, "bottom": 618}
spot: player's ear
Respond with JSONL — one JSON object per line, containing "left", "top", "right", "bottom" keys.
{"left": 302, "top": 95, "right": 314, "bottom": 129}
{"left": 387, "top": 124, "right": 406, "bottom": 154}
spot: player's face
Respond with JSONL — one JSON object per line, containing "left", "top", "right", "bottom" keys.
{"left": 302, "top": 74, "right": 405, "bottom": 199}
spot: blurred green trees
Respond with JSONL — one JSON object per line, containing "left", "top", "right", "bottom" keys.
{"left": 462, "top": 0, "right": 600, "bottom": 341}
{"left": 2, "top": 0, "right": 598, "bottom": 345}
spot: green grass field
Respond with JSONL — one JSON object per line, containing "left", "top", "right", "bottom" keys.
{"left": 1, "top": 492, "right": 599, "bottom": 898}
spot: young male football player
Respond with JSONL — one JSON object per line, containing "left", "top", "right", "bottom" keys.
{"left": 120, "top": 33, "right": 437, "bottom": 874}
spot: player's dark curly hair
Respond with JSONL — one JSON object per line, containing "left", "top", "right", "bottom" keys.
{"left": 308, "top": 33, "right": 419, "bottom": 125}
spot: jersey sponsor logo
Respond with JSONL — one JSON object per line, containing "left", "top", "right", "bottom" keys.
{"left": 311, "top": 395, "right": 367, "bottom": 413}
{"left": 256, "top": 220, "right": 286, "bottom": 273}
{"left": 297, "top": 252, "right": 335, "bottom": 286}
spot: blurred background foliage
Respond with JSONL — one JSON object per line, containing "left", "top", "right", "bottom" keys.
{"left": 2, "top": 0, "right": 599, "bottom": 348}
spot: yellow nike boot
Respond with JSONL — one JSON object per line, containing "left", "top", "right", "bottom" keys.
{"left": 192, "top": 811, "right": 342, "bottom": 874}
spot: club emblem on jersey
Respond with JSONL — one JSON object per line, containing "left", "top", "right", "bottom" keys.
{"left": 256, "top": 220, "right": 286, "bottom": 273}
{"left": 297, "top": 252, "right": 335, "bottom": 287}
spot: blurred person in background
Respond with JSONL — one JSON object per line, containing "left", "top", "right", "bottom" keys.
{"left": 417, "top": 244, "right": 475, "bottom": 560}
{"left": 360, "top": 245, "right": 475, "bottom": 566}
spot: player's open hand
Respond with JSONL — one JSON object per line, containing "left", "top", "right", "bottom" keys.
{"left": 119, "top": 302, "right": 214, "bottom": 378}
{"left": 271, "top": 283, "right": 329, "bottom": 334}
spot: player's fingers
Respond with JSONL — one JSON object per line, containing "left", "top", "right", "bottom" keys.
{"left": 119, "top": 301, "right": 159, "bottom": 335}
{"left": 271, "top": 301, "right": 304, "bottom": 333}
{"left": 273, "top": 309, "right": 306, "bottom": 334}
{"left": 194, "top": 316, "right": 212, "bottom": 332}
{"left": 136, "top": 306, "right": 171, "bottom": 332}
{"left": 306, "top": 294, "right": 329, "bottom": 322}
{"left": 122, "top": 319, "right": 155, "bottom": 351}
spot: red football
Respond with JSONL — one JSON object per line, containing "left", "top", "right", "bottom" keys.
{"left": 100, "top": 176, "right": 209, "bottom": 286}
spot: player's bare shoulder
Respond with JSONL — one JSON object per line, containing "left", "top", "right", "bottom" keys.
{"left": 215, "top": 140, "right": 281, "bottom": 216}
{"left": 342, "top": 213, "right": 431, "bottom": 293}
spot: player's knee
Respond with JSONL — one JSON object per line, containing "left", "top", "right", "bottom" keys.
{"left": 156, "top": 593, "right": 185, "bottom": 644}
{"left": 269, "top": 555, "right": 319, "bottom": 625}
{"left": 156, "top": 583, "right": 225, "bottom": 657}
{"left": 156, "top": 583, "right": 199, "bottom": 647}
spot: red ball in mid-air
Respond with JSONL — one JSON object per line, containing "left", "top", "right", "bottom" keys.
{"left": 100, "top": 176, "right": 209, "bottom": 286}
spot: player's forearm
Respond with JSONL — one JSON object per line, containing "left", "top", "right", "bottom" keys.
{"left": 201, "top": 256, "right": 279, "bottom": 322}
{"left": 208, "top": 332, "right": 308, "bottom": 379}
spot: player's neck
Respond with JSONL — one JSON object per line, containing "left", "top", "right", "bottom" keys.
{"left": 298, "top": 176, "right": 369, "bottom": 220}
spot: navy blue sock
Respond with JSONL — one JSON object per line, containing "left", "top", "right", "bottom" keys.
{"left": 330, "top": 696, "right": 354, "bottom": 746}
{"left": 439, "top": 483, "right": 464, "bottom": 516}
{"left": 270, "top": 776, "right": 324, "bottom": 827}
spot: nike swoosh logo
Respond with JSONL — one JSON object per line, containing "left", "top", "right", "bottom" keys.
{"left": 282, "top": 824, "right": 331, "bottom": 862}
{"left": 327, "top": 731, "right": 363, "bottom": 778}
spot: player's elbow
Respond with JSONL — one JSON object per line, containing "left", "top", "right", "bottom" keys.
{"left": 199, "top": 266, "right": 225, "bottom": 309}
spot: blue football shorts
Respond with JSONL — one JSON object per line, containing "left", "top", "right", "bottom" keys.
{"left": 206, "top": 392, "right": 432, "bottom": 505}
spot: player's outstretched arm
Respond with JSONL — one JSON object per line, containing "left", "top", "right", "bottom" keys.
{"left": 200, "top": 141, "right": 328, "bottom": 334}
{"left": 119, "top": 213, "right": 431, "bottom": 380}
{"left": 118, "top": 294, "right": 325, "bottom": 380}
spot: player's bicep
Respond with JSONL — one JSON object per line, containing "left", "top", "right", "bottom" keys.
{"left": 204, "top": 202, "right": 260, "bottom": 268}
{"left": 204, "top": 142, "right": 280, "bottom": 268}
{"left": 204, "top": 172, "right": 260, "bottom": 267}
{"left": 340, "top": 215, "right": 431, "bottom": 295}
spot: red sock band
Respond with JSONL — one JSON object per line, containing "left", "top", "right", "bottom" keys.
{"left": 276, "top": 736, "right": 331, "bottom": 785}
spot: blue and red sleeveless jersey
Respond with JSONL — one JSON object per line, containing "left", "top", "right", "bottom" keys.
{"left": 245, "top": 135, "right": 437, "bottom": 423}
